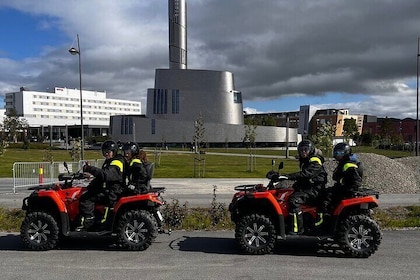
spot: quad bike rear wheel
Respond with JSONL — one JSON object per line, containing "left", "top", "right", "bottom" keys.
{"left": 20, "top": 211, "right": 60, "bottom": 251}
{"left": 336, "top": 214, "right": 382, "bottom": 258}
{"left": 116, "top": 210, "right": 158, "bottom": 251}
{"left": 235, "top": 214, "right": 276, "bottom": 255}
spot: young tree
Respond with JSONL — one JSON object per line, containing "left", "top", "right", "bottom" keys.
{"left": 193, "top": 114, "right": 206, "bottom": 177}
{"left": 360, "top": 132, "right": 373, "bottom": 146}
{"left": 310, "top": 122, "right": 336, "bottom": 157}
{"left": 243, "top": 120, "right": 257, "bottom": 171}
{"left": 343, "top": 118, "right": 359, "bottom": 141}
{"left": 243, "top": 122, "right": 257, "bottom": 150}
{"left": 380, "top": 117, "right": 393, "bottom": 148}
{"left": 261, "top": 115, "right": 276, "bottom": 126}
{"left": 3, "top": 108, "right": 29, "bottom": 143}
{"left": 193, "top": 113, "right": 205, "bottom": 152}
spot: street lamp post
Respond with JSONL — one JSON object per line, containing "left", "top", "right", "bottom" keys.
{"left": 416, "top": 38, "right": 420, "bottom": 156}
{"left": 69, "top": 34, "right": 84, "bottom": 160}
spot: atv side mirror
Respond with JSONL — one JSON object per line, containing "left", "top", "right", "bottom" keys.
{"left": 63, "top": 162, "right": 69, "bottom": 173}
{"left": 271, "top": 159, "right": 275, "bottom": 169}
{"left": 278, "top": 162, "right": 284, "bottom": 170}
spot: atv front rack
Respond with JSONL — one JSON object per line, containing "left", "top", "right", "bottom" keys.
{"left": 234, "top": 184, "right": 264, "bottom": 192}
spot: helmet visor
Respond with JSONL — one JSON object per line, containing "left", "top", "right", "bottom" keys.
{"left": 333, "top": 150, "right": 345, "bottom": 157}
{"left": 102, "top": 149, "right": 113, "bottom": 156}
{"left": 299, "top": 146, "right": 310, "bottom": 153}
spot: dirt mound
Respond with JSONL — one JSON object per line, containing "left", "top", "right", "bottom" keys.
{"left": 323, "top": 153, "right": 420, "bottom": 194}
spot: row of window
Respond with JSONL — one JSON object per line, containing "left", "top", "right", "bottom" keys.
{"left": 120, "top": 117, "right": 157, "bottom": 136}
{"left": 120, "top": 117, "right": 133, "bottom": 135}
{"left": 32, "top": 94, "right": 140, "bottom": 107}
{"left": 31, "top": 101, "right": 139, "bottom": 111}
{"left": 26, "top": 114, "right": 108, "bottom": 121}
{"left": 153, "top": 89, "right": 241, "bottom": 115}
{"left": 31, "top": 107, "right": 136, "bottom": 115}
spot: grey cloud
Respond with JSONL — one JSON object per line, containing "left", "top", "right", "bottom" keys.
{"left": 1, "top": 0, "right": 420, "bottom": 117}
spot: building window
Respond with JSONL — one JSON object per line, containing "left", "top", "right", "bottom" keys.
{"left": 172, "top": 89, "right": 179, "bottom": 114}
{"left": 233, "top": 91, "right": 242, "bottom": 103}
{"left": 120, "top": 116, "right": 133, "bottom": 135}
{"left": 151, "top": 119, "right": 156, "bottom": 135}
{"left": 153, "top": 89, "right": 168, "bottom": 114}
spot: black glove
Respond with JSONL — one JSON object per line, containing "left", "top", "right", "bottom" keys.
{"left": 266, "top": 170, "right": 278, "bottom": 180}
{"left": 83, "top": 163, "right": 91, "bottom": 173}
{"left": 286, "top": 173, "right": 297, "bottom": 180}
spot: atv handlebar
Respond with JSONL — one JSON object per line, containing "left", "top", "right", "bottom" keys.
{"left": 58, "top": 172, "right": 90, "bottom": 182}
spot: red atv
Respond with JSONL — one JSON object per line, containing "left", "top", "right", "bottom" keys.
{"left": 229, "top": 161, "right": 382, "bottom": 258}
{"left": 20, "top": 162, "right": 167, "bottom": 251}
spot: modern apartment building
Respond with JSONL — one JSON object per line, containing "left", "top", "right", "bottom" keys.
{"left": 4, "top": 87, "right": 141, "bottom": 141}
{"left": 363, "top": 115, "right": 417, "bottom": 143}
{"left": 247, "top": 105, "right": 364, "bottom": 139}
{"left": 308, "top": 107, "right": 364, "bottom": 136}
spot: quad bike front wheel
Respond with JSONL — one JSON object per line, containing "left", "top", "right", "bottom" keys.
{"left": 235, "top": 214, "right": 276, "bottom": 255}
{"left": 116, "top": 210, "right": 158, "bottom": 251}
{"left": 336, "top": 214, "right": 382, "bottom": 258}
{"left": 20, "top": 211, "right": 60, "bottom": 251}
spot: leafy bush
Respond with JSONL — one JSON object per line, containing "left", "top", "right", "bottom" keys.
{"left": 0, "top": 208, "right": 25, "bottom": 232}
{"left": 162, "top": 185, "right": 234, "bottom": 230}
{"left": 162, "top": 199, "right": 188, "bottom": 229}
{"left": 1, "top": 204, "right": 419, "bottom": 232}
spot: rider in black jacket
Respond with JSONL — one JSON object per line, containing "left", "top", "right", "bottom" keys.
{"left": 122, "top": 142, "right": 149, "bottom": 194}
{"left": 321, "top": 142, "right": 363, "bottom": 213}
{"left": 77, "top": 140, "right": 125, "bottom": 231}
{"left": 284, "top": 140, "right": 327, "bottom": 234}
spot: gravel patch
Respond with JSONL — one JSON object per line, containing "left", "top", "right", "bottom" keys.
{"left": 324, "top": 153, "right": 420, "bottom": 194}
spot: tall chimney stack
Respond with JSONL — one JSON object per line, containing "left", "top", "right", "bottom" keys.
{"left": 169, "top": 0, "right": 187, "bottom": 69}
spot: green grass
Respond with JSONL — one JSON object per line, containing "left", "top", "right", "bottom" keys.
{"left": 0, "top": 145, "right": 415, "bottom": 178}
{"left": 151, "top": 152, "right": 298, "bottom": 178}
{"left": 0, "top": 208, "right": 26, "bottom": 232}
{"left": 373, "top": 206, "right": 420, "bottom": 228}
{"left": 0, "top": 145, "right": 102, "bottom": 177}
{"left": 0, "top": 146, "right": 299, "bottom": 178}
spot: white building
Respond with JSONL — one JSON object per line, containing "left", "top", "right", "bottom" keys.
{"left": 4, "top": 87, "right": 141, "bottom": 141}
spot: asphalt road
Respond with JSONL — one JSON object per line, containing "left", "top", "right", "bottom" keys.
{"left": 1, "top": 178, "right": 419, "bottom": 209}
{"left": 0, "top": 230, "right": 419, "bottom": 280}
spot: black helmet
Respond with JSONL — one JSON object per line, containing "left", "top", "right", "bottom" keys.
{"left": 101, "top": 140, "right": 118, "bottom": 155}
{"left": 333, "top": 142, "right": 352, "bottom": 159}
{"left": 122, "top": 141, "right": 139, "bottom": 156}
{"left": 297, "top": 140, "right": 315, "bottom": 157}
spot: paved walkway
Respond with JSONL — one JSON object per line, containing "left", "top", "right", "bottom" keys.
{"left": 1, "top": 178, "right": 419, "bottom": 209}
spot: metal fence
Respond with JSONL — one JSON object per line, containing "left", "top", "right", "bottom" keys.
{"left": 12, "top": 159, "right": 105, "bottom": 193}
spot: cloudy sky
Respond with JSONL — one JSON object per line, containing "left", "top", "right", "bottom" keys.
{"left": 1, "top": 0, "right": 420, "bottom": 119}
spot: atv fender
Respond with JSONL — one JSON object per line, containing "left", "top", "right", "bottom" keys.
{"left": 231, "top": 192, "right": 286, "bottom": 239}
{"left": 333, "top": 196, "right": 379, "bottom": 216}
{"left": 251, "top": 192, "right": 284, "bottom": 215}
{"left": 24, "top": 191, "right": 71, "bottom": 236}
{"left": 113, "top": 194, "right": 163, "bottom": 213}
{"left": 108, "top": 194, "right": 164, "bottom": 230}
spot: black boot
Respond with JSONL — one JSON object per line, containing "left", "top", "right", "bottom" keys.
{"left": 313, "top": 212, "right": 333, "bottom": 236}
{"left": 76, "top": 216, "right": 94, "bottom": 232}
